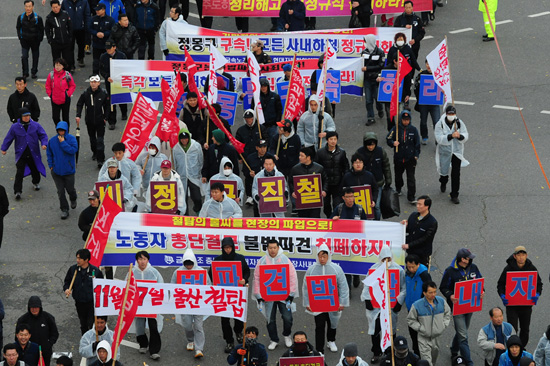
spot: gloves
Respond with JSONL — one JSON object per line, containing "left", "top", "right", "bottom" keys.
{"left": 365, "top": 300, "right": 374, "bottom": 310}
{"left": 286, "top": 296, "right": 294, "bottom": 303}
{"left": 255, "top": 195, "right": 260, "bottom": 202}
{"left": 500, "top": 294, "right": 509, "bottom": 306}
{"left": 163, "top": 49, "right": 169, "bottom": 56}
{"left": 237, "top": 348, "right": 247, "bottom": 356}
{"left": 393, "top": 302, "right": 402, "bottom": 313}
{"left": 176, "top": 210, "right": 181, "bottom": 215}
{"left": 532, "top": 293, "right": 540, "bottom": 305}
{"left": 92, "top": 341, "right": 99, "bottom": 352}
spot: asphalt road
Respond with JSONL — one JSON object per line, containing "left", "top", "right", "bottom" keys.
{"left": 1, "top": 0, "right": 550, "bottom": 365}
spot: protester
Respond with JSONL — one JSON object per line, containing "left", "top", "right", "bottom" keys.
{"left": 207, "top": 158, "right": 244, "bottom": 206}
{"left": 479, "top": 0, "right": 497, "bottom": 41}
{"left": 477, "top": 307, "right": 516, "bottom": 366}
{"left": 236, "top": 109, "right": 267, "bottom": 161}
{"left": 172, "top": 128, "right": 204, "bottom": 215}
{"left": 380, "top": 336, "right": 420, "bottom": 366}
{"left": 253, "top": 239, "right": 299, "bottom": 350}
{"left": 351, "top": 0, "right": 372, "bottom": 27}
{"left": 280, "top": 332, "right": 322, "bottom": 359}
{"left": 98, "top": 143, "right": 141, "bottom": 194}
{"left": 14, "top": 323, "right": 39, "bottom": 366}
{"left": 45, "top": 0, "right": 74, "bottom": 71}
{"left": 55, "top": 355, "right": 72, "bottom": 366}
{"left": 393, "top": 1, "right": 425, "bottom": 59}
{"left": 251, "top": 79, "right": 282, "bottom": 140}
{"left": 16, "top": 297, "right": 59, "bottom": 366}
{"left": 252, "top": 155, "right": 288, "bottom": 217}
{"left": 497, "top": 246, "right": 543, "bottom": 348}
{"left": 340, "top": 153, "right": 378, "bottom": 208}
{"left": 97, "top": 159, "right": 136, "bottom": 211}
{"left": 145, "top": 159, "right": 186, "bottom": 214}
{"left": 278, "top": 0, "right": 306, "bottom": 31}
{"left": 242, "top": 140, "right": 274, "bottom": 211}
{"left": 135, "top": 137, "right": 168, "bottom": 193}
{"left": 17, "top": 0, "right": 45, "bottom": 79}
{"left": 99, "top": 0, "right": 126, "bottom": 21}
{"left": 251, "top": 40, "right": 272, "bottom": 65}
{"left": 7, "top": 77, "right": 40, "bottom": 123}
{"left": 89, "top": 340, "right": 122, "bottom": 366}
{"left": 0, "top": 187, "right": 8, "bottom": 249}
{"left": 45, "top": 59, "right": 76, "bottom": 128}
{"left": 109, "top": 13, "right": 140, "bottom": 59}
{"left": 289, "top": 147, "right": 328, "bottom": 218}
{"left": 361, "top": 35, "right": 385, "bottom": 126}
{"left": 297, "top": 96, "right": 336, "bottom": 149}
{"left": 88, "top": 3, "right": 115, "bottom": 74}
{"left": 413, "top": 60, "right": 441, "bottom": 145}
{"left": 199, "top": 182, "right": 242, "bottom": 218}
{"left": 202, "top": 129, "right": 240, "bottom": 181}
{"left": 335, "top": 342, "right": 370, "bottom": 366}
{"left": 269, "top": 120, "right": 301, "bottom": 180}
{"left": 405, "top": 254, "right": 432, "bottom": 356}
{"left": 434, "top": 105, "right": 469, "bottom": 204}
{"left": 1, "top": 107, "right": 48, "bottom": 201}
{"left": 227, "top": 326, "right": 267, "bottom": 366}
{"left": 79, "top": 316, "right": 118, "bottom": 366}
{"left": 159, "top": 6, "right": 186, "bottom": 57}
{"left": 498, "top": 336, "right": 533, "bottom": 366}
{"left": 78, "top": 190, "right": 100, "bottom": 241}
{"left": 178, "top": 91, "right": 210, "bottom": 145}
{"left": 99, "top": 41, "right": 127, "bottom": 129}
{"left": 401, "top": 195, "right": 438, "bottom": 267}
{"left": 195, "top": 0, "right": 213, "bottom": 28}
{"left": 1, "top": 344, "right": 25, "bottom": 366}
{"left": 135, "top": 0, "right": 160, "bottom": 60}
{"left": 61, "top": 0, "right": 90, "bottom": 68}
{"left": 534, "top": 325, "right": 550, "bottom": 366}
{"left": 63, "top": 249, "right": 104, "bottom": 335}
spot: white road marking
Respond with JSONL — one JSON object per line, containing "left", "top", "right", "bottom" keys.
{"left": 495, "top": 19, "right": 513, "bottom": 25}
{"left": 43, "top": 97, "right": 50, "bottom": 100}
{"left": 189, "top": 13, "right": 199, "bottom": 19}
{"left": 121, "top": 339, "right": 140, "bottom": 349}
{"left": 493, "top": 105, "right": 523, "bottom": 111}
{"left": 80, "top": 358, "right": 86, "bottom": 366}
{"left": 454, "top": 101, "right": 475, "bottom": 106}
{"left": 449, "top": 28, "right": 473, "bottom": 34}
{"left": 37, "top": 79, "right": 47, "bottom": 82}
{"left": 540, "top": 110, "right": 550, "bottom": 114}
{"left": 423, "top": 35, "right": 434, "bottom": 40}
{"left": 528, "top": 11, "right": 550, "bottom": 17}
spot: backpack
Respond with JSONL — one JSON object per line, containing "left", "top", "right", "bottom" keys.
{"left": 19, "top": 12, "right": 38, "bottom": 38}
{"left": 49, "top": 70, "right": 73, "bottom": 84}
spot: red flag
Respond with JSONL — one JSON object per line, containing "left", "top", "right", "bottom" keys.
{"left": 205, "top": 102, "right": 246, "bottom": 154}
{"left": 112, "top": 269, "right": 139, "bottom": 360}
{"left": 389, "top": 54, "right": 413, "bottom": 122}
{"left": 156, "top": 78, "right": 183, "bottom": 147}
{"left": 121, "top": 93, "right": 158, "bottom": 161}
{"left": 283, "top": 66, "right": 305, "bottom": 121}
{"left": 184, "top": 48, "right": 208, "bottom": 109}
{"left": 38, "top": 346, "right": 45, "bottom": 366}
{"left": 86, "top": 193, "right": 123, "bottom": 267}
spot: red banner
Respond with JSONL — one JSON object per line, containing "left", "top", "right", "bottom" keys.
{"left": 211, "top": 261, "right": 243, "bottom": 286}
{"left": 95, "top": 180, "right": 125, "bottom": 211}
{"left": 294, "top": 174, "right": 323, "bottom": 210}
{"left": 351, "top": 185, "right": 374, "bottom": 219}
{"left": 176, "top": 270, "right": 207, "bottom": 285}
{"left": 390, "top": 53, "right": 412, "bottom": 122}
{"left": 121, "top": 93, "right": 158, "bottom": 161}
{"left": 205, "top": 101, "right": 246, "bottom": 154}
{"left": 258, "top": 176, "right": 286, "bottom": 214}
{"left": 112, "top": 270, "right": 138, "bottom": 359}
{"left": 283, "top": 65, "right": 305, "bottom": 122}
{"left": 372, "top": 0, "right": 433, "bottom": 14}
{"left": 150, "top": 181, "right": 179, "bottom": 214}
{"left": 259, "top": 264, "right": 290, "bottom": 302}
{"left": 453, "top": 278, "right": 484, "bottom": 316}
{"left": 506, "top": 271, "right": 538, "bottom": 306}
{"left": 306, "top": 274, "right": 340, "bottom": 312}
{"left": 279, "top": 356, "right": 325, "bottom": 366}
{"left": 210, "top": 180, "right": 238, "bottom": 200}
{"left": 156, "top": 78, "right": 183, "bottom": 147}
{"left": 368, "top": 268, "right": 400, "bottom": 308}
{"left": 86, "top": 194, "right": 123, "bottom": 267}
{"left": 184, "top": 48, "right": 208, "bottom": 109}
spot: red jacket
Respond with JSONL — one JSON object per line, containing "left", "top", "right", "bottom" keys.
{"left": 45, "top": 69, "right": 76, "bottom": 105}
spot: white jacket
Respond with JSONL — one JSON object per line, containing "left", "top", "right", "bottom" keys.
{"left": 97, "top": 169, "right": 136, "bottom": 211}
{"left": 297, "top": 94, "right": 336, "bottom": 148}
{"left": 207, "top": 156, "right": 244, "bottom": 205}
{"left": 135, "top": 136, "right": 169, "bottom": 191}
{"left": 199, "top": 192, "right": 243, "bottom": 219}
{"left": 145, "top": 169, "right": 186, "bottom": 214}
{"left": 79, "top": 325, "right": 119, "bottom": 366}
{"left": 434, "top": 115, "right": 469, "bottom": 176}
{"left": 172, "top": 136, "right": 204, "bottom": 190}
{"left": 98, "top": 157, "right": 142, "bottom": 195}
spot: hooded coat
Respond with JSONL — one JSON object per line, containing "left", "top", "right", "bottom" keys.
{"left": 172, "top": 127, "right": 204, "bottom": 192}
{"left": 236, "top": 110, "right": 268, "bottom": 157}
{"left": 361, "top": 246, "right": 406, "bottom": 334}
{"left": 253, "top": 244, "right": 299, "bottom": 320}
{"left": 439, "top": 253, "right": 483, "bottom": 309}
{"left": 202, "top": 137, "right": 240, "bottom": 180}
{"left": 79, "top": 324, "right": 118, "bottom": 366}
{"left": 356, "top": 132, "right": 392, "bottom": 187}
{"left": 208, "top": 156, "right": 245, "bottom": 205}
{"left": 335, "top": 352, "right": 370, "bottom": 366}
{"left": 98, "top": 157, "right": 142, "bottom": 195}
{"left": 47, "top": 121, "right": 78, "bottom": 176}
{"left": 208, "top": 237, "right": 251, "bottom": 284}
{"left": 297, "top": 95, "right": 336, "bottom": 148}
{"left": 199, "top": 191, "right": 243, "bottom": 219}
{"left": 361, "top": 35, "right": 386, "bottom": 81}
{"left": 268, "top": 129, "right": 301, "bottom": 177}
{"left": 1, "top": 117, "right": 48, "bottom": 177}
{"left": 303, "top": 244, "right": 349, "bottom": 328}
{"left": 135, "top": 136, "right": 169, "bottom": 191}
{"left": 88, "top": 340, "right": 123, "bottom": 366}
{"left": 534, "top": 328, "right": 550, "bottom": 366}
{"left": 434, "top": 114, "right": 469, "bottom": 176}
{"left": 499, "top": 335, "right": 533, "bottom": 366}
{"left": 497, "top": 254, "right": 543, "bottom": 300}
{"left": 98, "top": 165, "right": 136, "bottom": 210}
{"left": 145, "top": 168, "right": 186, "bottom": 213}
{"left": 16, "top": 296, "right": 59, "bottom": 358}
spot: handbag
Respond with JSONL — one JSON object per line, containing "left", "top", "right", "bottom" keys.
{"left": 349, "top": 13, "right": 362, "bottom": 28}
{"left": 380, "top": 185, "right": 400, "bottom": 219}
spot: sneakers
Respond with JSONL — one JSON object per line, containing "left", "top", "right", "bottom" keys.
{"left": 365, "top": 118, "right": 375, "bottom": 126}
{"left": 327, "top": 341, "right": 337, "bottom": 352}
{"left": 451, "top": 197, "right": 460, "bottom": 204}
{"left": 245, "top": 197, "right": 254, "bottom": 206}
{"left": 33, "top": 184, "right": 40, "bottom": 191}
{"left": 194, "top": 350, "right": 203, "bottom": 358}
{"left": 396, "top": 190, "right": 402, "bottom": 196}
{"left": 85, "top": 45, "right": 91, "bottom": 54}
{"left": 440, "top": 181, "right": 447, "bottom": 192}
{"left": 31, "top": 74, "right": 37, "bottom": 79}
{"left": 291, "top": 210, "right": 298, "bottom": 216}
{"left": 268, "top": 341, "right": 278, "bottom": 350}
{"left": 421, "top": 137, "right": 428, "bottom": 145}
{"left": 409, "top": 199, "right": 417, "bottom": 205}
{"left": 15, "top": 192, "right": 21, "bottom": 201}
{"left": 150, "top": 353, "right": 160, "bottom": 360}
{"left": 71, "top": 200, "right": 77, "bottom": 209}
{"left": 61, "top": 210, "right": 69, "bottom": 220}
{"left": 225, "top": 343, "right": 234, "bottom": 353}
{"left": 109, "top": 124, "right": 116, "bottom": 130}
{"left": 186, "top": 342, "right": 194, "bottom": 351}
{"left": 139, "top": 347, "right": 147, "bottom": 354}
{"left": 284, "top": 336, "right": 292, "bottom": 348}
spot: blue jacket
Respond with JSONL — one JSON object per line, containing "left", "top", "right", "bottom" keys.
{"left": 61, "top": 0, "right": 90, "bottom": 31}
{"left": 499, "top": 350, "right": 533, "bottom": 366}
{"left": 439, "top": 258, "right": 483, "bottom": 309}
{"left": 47, "top": 122, "right": 78, "bottom": 176}
{"left": 386, "top": 112, "right": 421, "bottom": 163}
{"left": 88, "top": 14, "right": 115, "bottom": 48}
{"left": 279, "top": 0, "right": 305, "bottom": 31}
{"left": 405, "top": 264, "right": 431, "bottom": 311}
{"left": 99, "top": 0, "right": 125, "bottom": 21}
{"left": 227, "top": 343, "right": 268, "bottom": 366}
{"left": 135, "top": 1, "right": 160, "bottom": 30}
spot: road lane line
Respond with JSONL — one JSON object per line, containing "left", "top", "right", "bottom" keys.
{"left": 493, "top": 105, "right": 523, "bottom": 111}
{"left": 528, "top": 11, "right": 550, "bottom": 17}
{"left": 495, "top": 20, "right": 513, "bottom": 25}
{"left": 449, "top": 28, "right": 473, "bottom": 34}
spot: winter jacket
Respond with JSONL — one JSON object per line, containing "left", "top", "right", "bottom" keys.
{"left": 340, "top": 168, "right": 379, "bottom": 200}
{"left": 207, "top": 156, "right": 244, "bottom": 205}
{"left": 208, "top": 237, "right": 251, "bottom": 284}
{"left": 435, "top": 115, "right": 469, "bottom": 176}
{"left": 63, "top": 263, "right": 104, "bottom": 303}
{"left": 202, "top": 142, "right": 240, "bottom": 180}
{"left": 352, "top": 0, "right": 372, "bottom": 16}
{"left": 535, "top": 332, "right": 550, "bottom": 366}
{"left": 16, "top": 11, "right": 44, "bottom": 43}
{"left": 99, "top": 49, "right": 126, "bottom": 80}
{"left": 88, "top": 14, "right": 116, "bottom": 49}
{"left": 98, "top": 168, "right": 136, "bottom": 209}
{"left": 159, "top": 15, "right": 187, "bottom": 51}
{"left": 407, "top": 295, "right": 451, "bottom": 339}
{"left": 61, "top": 0, "right": 90, "bottom": 31}
{"left": 279, "top": 0, "right": 306, "bottom": 31}
{"left": 499, "top": 337, "right": 533, "bottom": 366}
{"left": 254, "top": 51, "right": 272, "bottom": 65}
{"left": 356, "top": 132, "right": 392, "bottom": 187}
{"left": 99, "top": 0, "right": 126, "bottom": 21}
{"left": 45, "top": 69, "right": 76, "bottom": 105}
{"left": 236, "top": 121, "right": 267, "bottom": 158}
{"left": 78, "top": 205, "right": 98, "bottom": 240}
{"left": 228, "top": 343, "right": 268, "bottom": 366}
{"left": 199, "top": 192, "right": 243, "bottom": 219}
{"left": 7, "top": 88, "right": 40, "bottom": 123}
{"left": 251, "top": 90, "right": 282, "bottom": 127}
{"left": 79, "top": 325, "right": 118, "bottom": 366}
{"left": 135, "top": 1, "right": 160, "bottom": 30}
{"left": 135, "top": 137, "right": 168, "bottom": 190}
{"left": 386, "top": 113, "right": 421, "bottom": 163}
{"left": 47, "top": 122, "right": 78, "bottom": 176}
{"left": 330, "top": 202, "right": 367, "bottom": 220}
{"left": 303, "top": 244, "right": 349, "bottom": 327}
{"left": 178, "top": 101, "right": 209, "bottom": 146}
{"left": 404, "top": 211, "right": 438, "bottom": 259}
{"left": 387, "top": 44, "right": 421, "bottom": 72}
{"left": 393, "top": 13, "right": 425, "bottom": 44}
{"left": 361, "top": 45, "right": 385, "bottom": 81}
{"left": 413, "top": 69, "right": 433, "bottom": 99}
{"left": 381, "top": 350, "right": 419, "bottom": 366}
{"left": 89, "top": 340, "right": 123, "bottom": 366}
{"left": 336, "top": 353, "right": 370, "bottom": 366}
{"left": 145, "top": 169, "right": 186, "bottom": 214}
{"left": 16, "top": 296, "right": 59, "bottom": 357}
{"left": 315, "top": 145, "right": 349, "bottom": 187}
{"left": 45, "top": 10, "right": 72, "bottom": 45}
{"left": 252, "top": 167, "right": 288, "bottom": 205}
{"left": 440, "top": 256, "right": 483, "bottom": 309}
{"left": 497, "top": 255, "right": 543, "bottom": 300}
{"left": 269, "top": 132, "right": 301, "bottom": 177}
{"left": 1, "top": 119, "right": 48, "bottom": 177}
{"left": 14, "top": 341, "right": 39, "bottom": 366}
{"left": 98, "top": 157, "right": 142, "bottom": 194}
{"left": 478, "top": 321, "right": 515, "bottom": 364}
{"left": 243, "top": 152, "right": 275, "bottom": 178}
{"left": 172, "top": 127, "right": 203, "bottom": 191}
{"left": 280, "top": 342, "right": 321, "bottom": 359}
{"left": 405, "top": 264, "right": 431, "bottom": 311}
{"left": 109, "top": 23, "right": 140, "bottom": 57}
{"left": 288, "top": 161, "right": 328, "bottom": 194}
{"left": 76, "top": 86, "right": 110, "bottom": 125}
{"left": 297, "top": 95, "right": 336, "bottom": 148}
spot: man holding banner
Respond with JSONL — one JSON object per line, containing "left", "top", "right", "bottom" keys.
{"left": 252, "top": 156, "right": 287, "bottom": 218}
{"left": 439, "top": 248, "right": 484, "bottom": 366}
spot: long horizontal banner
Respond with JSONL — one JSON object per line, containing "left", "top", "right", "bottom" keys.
{"left": 203, "top": 0, "right": 433, "bottom": 17}
{"left": 94, "top": 278, "right": 248, "bottom": 321}
{"left": 165, "top": 22, "right": 411, "bottom": 62}
{"left": 102, "top": 214, "right": 406, "bottom": 275}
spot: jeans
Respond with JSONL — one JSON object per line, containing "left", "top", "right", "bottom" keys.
{"left": 51, "top": 172, "right": 77, "bottom": 211}
{"left": 506, "top": 305, "right": 532, "bottom": 347}
{"left": 314, "top": 312, "right": 336, "bottom": 354}
{"left": 267, "top": 301, "right": 293, "bottom": 342}
{"left": 451, "top": 313, "right": 473, "bottom": 365}
{"left": 15, "top": 147, "right": 41, "bottom": 194}
{"left": 136, "top": 317, "right": 162, "bottom": 354}
{"left": 20, "top": 39, "right": 40, "bottom": 76}
{"left": 221, "top": 317, "right": 244, "bottom": 343}
{"left": 364, "top": 79, "right": 382, "bottom": 119}
{"left": 374, "top": 186, "right": 382, "bottom": 220}
{"left": 439, "top": 155, "right": 461, "bottom": 198}
{"left": 419, "top": 105, "right": 441, "bottom": 139}
{"left": 394, "top": 159, "right": 417, "bottom": 201}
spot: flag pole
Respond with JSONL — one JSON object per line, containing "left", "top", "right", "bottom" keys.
{"left": 278, "top": 53, "right": 298, "bottom": 157}
{"left": 112, "top": 264, "right": 134, "bottom": 366}
{"left": 444, "top": 36, "right": 455, "bottom": 108}
{"left": 395, "top": 51, "right": 400, "bottom": 153}
{"left": 240, "top": 284, "right": 249, "bottom": 366}
{"left": 385, "top": 260, "right": 396, "bottom": 366}
{"left": 319, "top": 40, "right": 329, "bottom": 150}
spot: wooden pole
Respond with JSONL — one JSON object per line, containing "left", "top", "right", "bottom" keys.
{"left": 276, "top": 134, "right": 281, "bottom": 156}
{"left": 385, "top": 260, "right": 396, "bottom": 366}
{"left": 395, "top": 50, "right": 400, "bottom": 153}
{"left": 240, "top": 321, "right": 248, "bottom": 366}
{"left": 112, "top": 264, "right": 133, "bottom": 366}
{"left": 206, "top": 115, "right": 210, "bottom": 144}
{"left": 257, "top": 115, "right": 263, "bottom": 140}
{"left": 318, "top": 41, "right": 329, "bottom": 150}
{"left": 445, "top": 36, "right": 455, "bottom": 107}
{"left": 66, "top": 269, "right": 78, "bottom": 298}
{"left": 239, "top": 153, "right": 253, "bottom": 172}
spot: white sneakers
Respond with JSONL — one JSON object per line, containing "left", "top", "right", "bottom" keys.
{"left": 186, "top": 342, "right": 194, "bottom": 351}
{"left": 195, "top": 350, "right": 203, "bottom": 358}
{"left": 284, "top": 336, "right": 293, "bottom": 348}
{"left": 246, "top": 197, "right": 254, "bottom": 206}
{"left": 268, "top": 341, "right": 278, "bottom": 350}
{"left": 327, "top": 341, "right": 338, "bottom": 353}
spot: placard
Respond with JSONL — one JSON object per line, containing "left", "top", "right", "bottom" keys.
{"left": 211, "top": 261, "right": 243, "bottom": 286}
{"left": 453, "top": 278, "right": 484, "bottom": 316}
{"left": 306, "top": 274, "right": 340, "bottom": 312}
{"left": 259, "top": 264, "right": 290, "bottom": 302}
{"left": 293, "top": 174, "right": 323, "bottom": 210}
{"left": 506, "top": 271, "right": 538, "bottom": 306}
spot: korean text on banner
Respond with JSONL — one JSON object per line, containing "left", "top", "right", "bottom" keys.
{"left": 211, "top": 261, "right": 243, "bottom": 286}
{"left": 426, "top": 39, "right": 453, "bottom": 107}
{"left": 86, "top": 194, "right": 123, "bottom": 267}
{"left": 111, "top": 270, "right": 138, "bottom": 355}
{"left": 364, "top": 265, "right": 392, "bottom": 351}
{"left": 453, "top": 278, "right": 484, "bottom": 316}
{"left": 367, "top": 268, "right": 400, "bottom": 308}
{"left": 506, "top": 271, "right": 538, "bottom": 306}
{"left": 279, "top": 356, "right": 325, "bottom": 366}
{"left": 121, "top": 93, "right": 158, "bottom": 161}
{"left": 259, "top": 264, "right": 291, "bottom": 302}
{"left": 258, "top": 176, "right": 286, "bottom": 214}
{"left": 294, "top": 174, "right": 324, "bottom": 210}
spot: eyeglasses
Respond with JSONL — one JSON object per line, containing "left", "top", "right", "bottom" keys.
{"left": 90, "top": 76, "right": 100, "bottom": 82}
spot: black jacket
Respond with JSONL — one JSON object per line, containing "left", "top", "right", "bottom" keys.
{"left": 88, "top": 14, "right": 115, "bottom": 48}
{"left": 405, "top": 211, "right": 438, "bottom": 258}
{"left": 208, "top": 237, "right": 251, "bottom": 284}
{"left": 109, "top": 23, "right": 140, "bottom": 57}
{"left": 7, "top": 88, "right": 40, "bottom": 123}
{"left": 16, "top": 11, "right": 45, "bottom": 43}
{"left": 203, "top": 72, "right": 235, "bottom": 93}
{"left": 386, "top": 44, "right": 421, "bottom": 71}
{"left": 381, "top": 349, "right": 419, "bottom": 366}
{"left": 315, "top": 145, "right": 349, "bottom": 186}
{"left": 63, "top": 264, "right": 104, "bottom": 303}
{"left": 236, "top": 122, "right": 267, "bottom": 158}
{"left": 289, "top": 161, "right": 327, "bottom": 194}
{"left": 356, "top": 147, "right": 391, "bottom": 188}
{"left": 340, "top": 168, "right": 379, "bottom": 201}
{"left": 78, "top": 205, "right": 98, "bottom": 241}
{"left": 15, "top": 341, "right": 39, "bottom": 366}
{"left": 280, "top": 342, "right": 322, "bottom": 361}
{"left": 243, "top": 152, "right": 275, "bottom": 176}
{"left": 251, "top": 91, "right": 283, "bottom": 127}
{"left": 386, "top": 121, "right": 420, "bottom": 163}
{"left": 202, "top": 142, "right": 240, "bottom": 180}
{"left": 99, "top": 49, "right": 127, "bottom": 80}
{"left": 228, "top": 343, "right": 268, "bottom": 366}
{"left": 134, "top": 1, "right": 160, "bottom": 30}
{"left": 269, "top": 133, "right": 301, "bottom": 177}
{"left": 76, "top": 87, "right": 110, "bottom": 125}
{"left": 353, "top": 0, "right": 372, "bottom": 15}
{"left": 45, "top": 10, "right": 72, "bottom": 45}
{"left": 90, "top": 359, "right": 123, "bottom": 366}
{"left": 361, "top": 46, "right": 385, "bottom": 81}
{"left": 178, "top": 102, "right": 209, "bottom": 146}
{"left": 254, "top": 51, "right": 272, "bottom": 65}
{"left": 497, "top": 255, "right": 543, "bottom": 299}
{"left": 393, "top": 12, "right": 425, "bottom": 44}
{"left": 16, "top": 296, "right": 59, "bottom": 355}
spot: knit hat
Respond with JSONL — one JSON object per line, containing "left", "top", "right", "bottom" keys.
{"left": 283, "top": 64, "right": 292, "bottom": 72}
{"left": 20, "top": 107, "right": 31, "bottom": 117}
{"left": 343, "top": 343, "right": 358, "bottom": 357}
{"left": 212, "top": 129, "right": 225, "bottom": 143}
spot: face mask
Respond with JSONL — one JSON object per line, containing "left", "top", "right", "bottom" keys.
{"left": 447, "top": 115, "right": 456, "bottom": 121}
{"left": 396, "top": 40, "right": 405, "bottom": 47}
{"left": 148, "top": 148, "right": 157, "bottom": 156}
{"left": 223, "top": 169, "right": 232, "bottom": 176}
{"left": 245, "top": 338, "right": 257, "bottom": 347}
{"left": 293, "top": 342, "right": 308, "bottom": 353}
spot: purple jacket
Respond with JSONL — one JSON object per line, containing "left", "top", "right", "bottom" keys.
{"left": 1, "top": 119, "right": 48, "bottom": 177}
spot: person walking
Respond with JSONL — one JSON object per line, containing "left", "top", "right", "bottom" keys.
{"left": 45, "top": 0, "right": 74, "bottom": 71}
{"left": 45, "top": 58, "right": 76, "bottom": 129}
{"left": 17, "top": 0, "right": 45, "bottom": 79}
